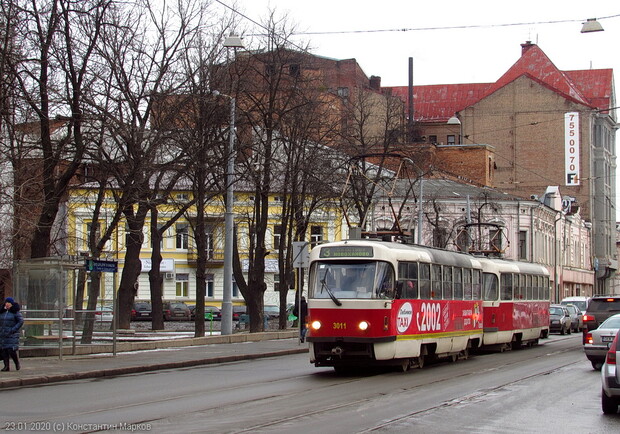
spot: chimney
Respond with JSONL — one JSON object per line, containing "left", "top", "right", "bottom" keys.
{"left": 369, "top": 75, "right": 381, "bottom": 90}
{"left": 521, "top": 41, "right": 534, "bottom": 56}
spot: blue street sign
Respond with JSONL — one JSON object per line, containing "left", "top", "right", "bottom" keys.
{"left": 85, "top": 259, "right": 118, "bottom": 273}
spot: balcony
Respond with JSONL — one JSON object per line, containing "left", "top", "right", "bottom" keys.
{"left": 187, "top": 247, "right": 224, "bottom": 264}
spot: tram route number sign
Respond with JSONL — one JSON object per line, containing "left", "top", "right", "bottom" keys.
{"left": 85, "top": 259, "right": 118, "bottom": 273}
{"left": 319, "top": 246, "right": 373, "bottom": 258}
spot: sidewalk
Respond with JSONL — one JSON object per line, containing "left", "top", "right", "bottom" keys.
{"left": 0, "top": 331, "right": 308, "bottom": 390}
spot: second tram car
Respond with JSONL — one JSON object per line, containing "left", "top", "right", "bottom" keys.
{"left": 477, "top": 257, "right": 550, "bottom": 350}
{"left": 306, "top": 239, "right": 551, "bottom": 372}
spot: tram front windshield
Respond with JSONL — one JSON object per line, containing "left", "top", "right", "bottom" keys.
{"left": 309, "top": 261, "right": 394, "bottom": 300}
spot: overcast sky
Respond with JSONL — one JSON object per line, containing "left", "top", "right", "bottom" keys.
{"left": 220, "top": 0, "right": 620, "bottom": 217}
{"left": 230, "top": 0, "right": 619, "bottom": 88}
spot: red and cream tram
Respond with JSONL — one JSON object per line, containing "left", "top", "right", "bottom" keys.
{"left": 307, "top": 240, "right": 485, "bottom": 371}
{"left": 306, "top": 239, "right": 550, "bottom": 372}
{"left": 477, "top": 257, "right": 550, "bottom": 350}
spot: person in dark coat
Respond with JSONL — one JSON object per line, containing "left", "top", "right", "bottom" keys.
{"left": 293, "top": 296, "right": 308, "bottom": 343}
{"left": 0, "top": 297, "right": 24, "bottom": 371}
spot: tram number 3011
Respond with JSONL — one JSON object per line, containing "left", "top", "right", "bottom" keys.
{"left": 416, "top": 302, "right": 441, "bottom": 332}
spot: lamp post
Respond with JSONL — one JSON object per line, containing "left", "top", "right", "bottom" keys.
{"left": 220, "top": 34, "right": 244, "bottom": 336}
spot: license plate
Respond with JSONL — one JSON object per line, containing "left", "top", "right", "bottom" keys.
{"left": 602, "top": 336, "right": 614, "bottom": 342}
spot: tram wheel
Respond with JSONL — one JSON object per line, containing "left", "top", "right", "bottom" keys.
{"left": 449, "top": 354, "right": 458, "bottom": 363}
{"left": 401, "top": 359, "right": 411, "bottom": 372}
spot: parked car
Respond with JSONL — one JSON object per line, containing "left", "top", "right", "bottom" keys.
{"left": 232, "top": 305, "right": 247, "bottom": 321}
{"left": 132, "top": 302, "right": 153, "bottom": 321}
{"left": 549, "top": 305, "right": 571, "bottom": 335}
{"left": 263, "top": 305, "right": 280, "bottom": 319}
{"left": 95, "top": 306, "right": 114, "bottom": 322}
{"left": 564, "top": 304, "right": 583, "bottom": 332}
{"left": 601, "top": 329, "right": 620, "bottom": 414}
{"left": 582, "top": 295, "right": 620, "bottom": 335}
{"left": 585, "top": 313, "right": 620, "bottom": 371}
{"left": 163, "top": 301, "right": 191, "bottom": 321}
{"left": 189, "top": 304, "right": 221, "bottom": 321}
{"left": 561, "top": 296, "right": 590, "bottom": 313}
{"left": 204, "top": 305, "right": 221, "bottom": 321}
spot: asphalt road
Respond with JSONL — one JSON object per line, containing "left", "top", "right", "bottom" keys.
{"left": 1, "top": 334, "right": 618, "bottom": 433}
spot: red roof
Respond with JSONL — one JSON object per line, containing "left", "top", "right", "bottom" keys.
{"left": 385, "top": 43, "right": 614, "bottom": 122}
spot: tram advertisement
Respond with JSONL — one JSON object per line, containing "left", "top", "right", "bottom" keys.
{"left": 394, "top": 299, "right": 482, "bottom": 335}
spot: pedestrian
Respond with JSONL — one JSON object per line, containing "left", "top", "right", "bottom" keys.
{"left": 293, "top": 296, "right": 308, "bottom": 343}
{"left": 0, "top": 297, "right": 24, "bottom": 371}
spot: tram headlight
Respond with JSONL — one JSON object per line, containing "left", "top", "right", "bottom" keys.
{"left": 310, "top": 320, "right": 322, "bottom": 331}
{"left": 358, "top": 320, "right": 370, "bottom": 331}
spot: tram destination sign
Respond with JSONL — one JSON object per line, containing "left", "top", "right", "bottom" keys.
{"left": 319, "top": 246, "right": 373, "bottom": 258}
{"left": 85, "top": 259, "right": 118, "bottom": 273}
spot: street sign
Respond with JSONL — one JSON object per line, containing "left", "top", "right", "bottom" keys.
{"left": 292, "top": 242, "right": 309, "bottom": 268}
{"left": 85, "top": 259, "right": 118, "bottom": 273}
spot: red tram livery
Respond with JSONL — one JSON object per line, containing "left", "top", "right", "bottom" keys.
{"left": 306, "top": 240, "right": 550, "bottom": 372}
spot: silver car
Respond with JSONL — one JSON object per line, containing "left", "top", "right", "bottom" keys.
{"left": 601, "top": 329, "right": 620, "bottom": 414}
{"left": 585, "top": 313, "right": 620, "bottom": 371}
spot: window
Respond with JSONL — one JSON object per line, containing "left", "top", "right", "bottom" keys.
{"left": 453, "top": 268, "right": 463, "bottom": 299}
{"left": 205, "top": 225, "right": 214, "bottom": 259}
{"left": 432, "top": 265, "right": 442, "bottom": 299}
{"left": 273, "top": 225, "right": 282, "bottom": 250}
{"left": 337, "top": 87, "right": 349, "bottom": 98}
{"left": 456, "top": 227, "right": 470, "bottom": 252}
{"left": 443, "top": 266, "right": 453, "bottom": 300}
{"left": 419, "top": 263, "right": 431, "bottom": 299}
{"left": 447, "top": 135, "right": 456, "bottom": 145}
{"left": 232, "top": 275, "right": 239, "bottom": 297}
{"left": 310, "top": 226, "right": 323, "bottom": 247}
{"left": 176, "top": 273, "right": 189, "bottom": 297}
{"left": 483, "top": 273, "right": 498, "bottom": 301}
{"left": 176, "top": 223, "right": 189, "bottom": 249}
{"left": 501, "top": 273, "right": 513, "bottom": 300}
{"left": 463, "top": 269, "right": 472, "bottom": 300}
{"left": 489, "top": 227, "right": 502, "bottom": 252}
{"left": 429, "top": 135, "right": 437, "bottom": 144}
{"left": 472, "top": 269, "right": 481, "bottom": 299}
{"left": 398, "top": 262, "right": 418, "bottom": 299}
{"left": 86, "top": 222, "right": 101, "bottom": 250}
{"left": 518, "top": 231, "right": 527, "bottom": 260}
{"left": 207, "top": 274, "right": 214, "bottom": 297}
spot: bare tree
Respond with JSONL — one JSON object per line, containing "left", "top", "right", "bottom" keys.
{"left": 1, "top": 0, "right": 115, "bottom": 260}
{"left": 90, "top": 0, "right": 204, "bottom": 328}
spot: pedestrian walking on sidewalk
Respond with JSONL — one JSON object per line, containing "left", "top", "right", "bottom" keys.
{"left": 1, "top": 297, "right": 24, "bottom": 371}
{"left": 293, "top": 296, "right": 308, "bottom": 343}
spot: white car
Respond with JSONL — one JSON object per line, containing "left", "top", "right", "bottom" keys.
{"left": 601, "top": 329, "right": 620, "bottom": 414}
{"left": 585, "top": 313, "right": 620, "bottom": 371}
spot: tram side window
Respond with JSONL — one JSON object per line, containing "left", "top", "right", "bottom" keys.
{"left": 453, "top": 267, "right": 463, "bottom": 300}
{"left": 500, "top": 273, "right": 512, "bottom": 300}
{"left": 515, "top": 274, "right": 525, "bottom": 300}
{"left": 472, "top": 269, "right": 481, "bottom": 299}
{"left": 443, "top": 266, "right": 453, "bottom": 300}
{"left": 463, "top": 269, "right": 472, "bottom": 300}
{"left": 432, "top": 264, "right": 442, "bottom": 299}
{"left": 398, "top": 262, "right": 418, "bottom": 299}
{"left": 543, "top": 276, "right": 550, "bottom": 300}
{"left": 526, "top": 275, "right": 532, "bottom": 300}
{"left": 419, "top": 263, "right": 431, "bottom": 299}
{"left": 483, "top": 273, "right": 499, "bottom": 301}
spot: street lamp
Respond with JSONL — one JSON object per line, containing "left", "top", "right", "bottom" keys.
{"left": 220, "top": 34, "right": 244, "bottom": 336}
{"left": 581, "top": 18, "right": 604, "bottom": 33}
